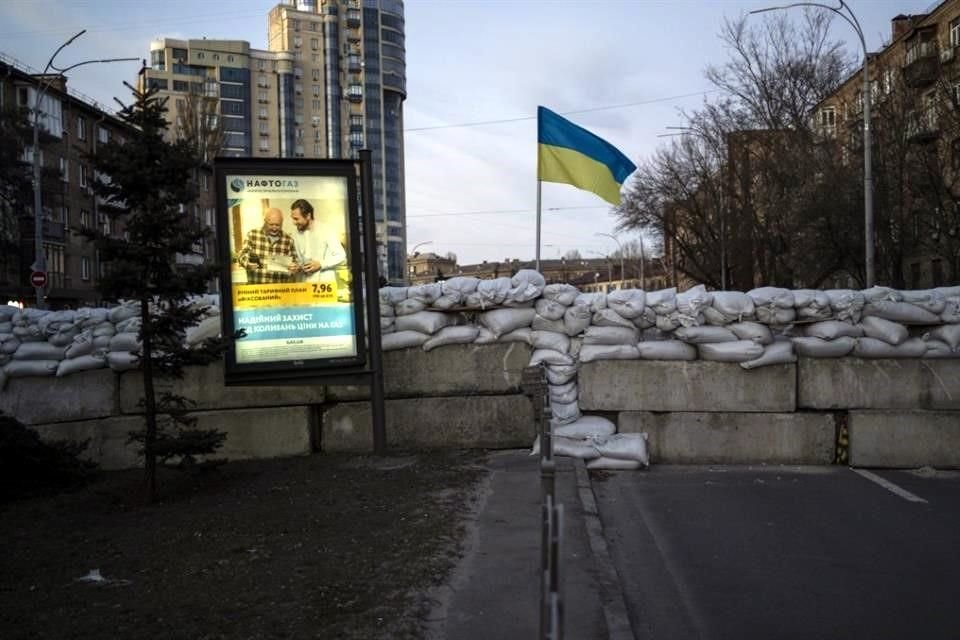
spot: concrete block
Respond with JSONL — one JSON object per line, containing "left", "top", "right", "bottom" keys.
{"left": 33, "top": 406, "right": 314, "bottom": 470}
{"left": 322, "top": 395, "right": 535, "bottom": 452}
{"left": 34, "top": 415, "right": 143, "bottom": 470}
{"left": 119, "top": 360, "right": 325, "bottom": 414}
{"left": 618, "top": 411, "right": 836, "bottom": 464}
{"left": 798, "top": 358, "right": 960, "bottom": 410}
{"left": 0, "top": 368, "right": 118, "bottom": 425}
{"left": 326, "top": 342, "right": 533, "bottom": 401}
{"left": 848, "top": 410, "right": 960, "bottom": 468}
{"left": 579, "top": 361, "right": 796, "bottom": 412}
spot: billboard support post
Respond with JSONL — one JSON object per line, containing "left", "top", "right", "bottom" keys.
{"left": 359, "top": 150, "right": 386, "bottom": 454}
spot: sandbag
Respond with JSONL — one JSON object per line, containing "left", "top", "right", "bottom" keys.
{"left": 805, "top": 321, "right": 864, "bottom": 340}
{"left": 674, "top": 326, "right": 738, "bottom": 344}
{"left": 13, "top": 342, "right": 66, "bottom": 361}
{"left": 108, "top": 302, "right": 139, "bottom": 324}
{"left": 4, "top": 360, "right": 59, "bottom": 377}
{"left": 474, "top": 327, "right": 498, "bottom": 344}
{"left": 940, "top": 297, "right": 960, "bottom": 324}
{"left": 379, "top": 303, "right": 395, "bottom": 318}
{"left": 587, "top": 457, "right": 642, "bottom": 471}
{"left": 606, "top": 289, "right": 646, "bottom": 319}
{"left": 379, "top": 286, "right": 409, "bottom": 305}
{"left": 578, "top": 344, "right": 639, "bottom": 363}
{"left": 583, "top": 326, "right": 638, "bottom": 345}
{"left": 47, "top": 327, "right": 80, "bottom": 347}
{"left": 109, "top": 333, "right": 142, "bottom": 353}
{"left": 13, "top": 325, "right": 45, "bottom": 342}
{"left": 545, "top": 363, "right": 578, "bottom": 385}
{"left": 862, "top": 301, "right": 940, "bottom": 325}
{"left": 0, "top": 335, "right": 21, "bottom": 355}
{"left": 381, "top": 330, "right": 430, "bottom": 351}
{"left": 431, "top": 295, "right": 461, "bottom": 310}
{"left": 899, "top": 289, "right": 947, "bottom": 315}
{"left": 64, "top": 332, "right": 96, "bottom": 359}
{"left": 563, "top": 304, "right": 592, "bottom": 337}
{"left": 929, "top": 324, "right": 960, "bottom": 349}
{"left": 92, "top": 322, "right": 116, "bottom": 338}
{"left": 530, "top": 435, "right": 600, "bottom": 459}
{"left": 655, "top": 314, "right": 680, "bottom": 332}
{"left": 853, "top": 337, "right": 927, "bottom": 358}
{"left": 115, "top": 317, "right": 142, "bottom": 334}
{"left": 56, "top": 353, "right": 107, "bottom": 377}
{"left": 923, "top": 340, "right": 957, "bottom": 358}
{"left": 542, "top": 283, "right": 579, "bottom": 306}
{"left": 92, "top": 335, "right": 112, "bottom": 349}
{"left": 748, "top": 287, "right": 795, "bottom": 309}
{"left": 76, "top": 307, "right": 111, "bottom": 327}
{"left": 106, "top": 351, "right": 140, "bottom": 371}
{"left": 553, "top": 415, "right": 616, "bottom": 439}
{"left": 422, "top": 325, "right": 480, "bottom": 351}
{"left": 592, "top": 308, "right": 634, "bottom": 329}
{"left": 442, "top": 276, "right": 480, "bottom": 297}
{"left": 551, "top": 399, "right": 582, "bottom": 424}
{"left": 631, "top": 307, "right": 657, "bottom": 330}
{"left": 728, "top": 322, "right": 773, "bottom": 345}
{"left": 479, "top": 308, "right": 536, "bottom": 338}
{"left": 530, "top": 330, "right": 571, "bottom": 353}
{"left": 593, "top": 433, "right": 649, "bottom": 466}
{"left": 794, "top": 289, "right": 833, "bottom": 321}
{"left": 755, "top": 306, "right": 796, "bottom": 326}
{"left": 0, "top": 305, "right": 18, "bottom": 321}
{"left": 646, "top": 288, "right": 677, "bottom": 315}
{"left": 185, "top": 315, "right": 221, "bottom": 347}
{"left": 394, "top": 298, "right": 427, "bottom": 316}
{"left": 499, "top": 327, "right": 533, "bottom": 344}
{"left": 535, "top": 298, "right": 567, "bottom": 321}
{"left": 574, "top": 292, "right": 606, "bottom": 311}
{"left": 791, "top": 336, "right": 856, "bottom": 358}
{"left": 475, "top": 277, "right": 513, "bottom": 307}
{"left": 531, "top": 314, "right": 567, "bottom": 333}
{"left": 740, "top": 341, "right": 796, "bottom": 369}
{"left": 677, "top": 285, "right": 712, "bottom": 316}
{"left": 636, "top": 340, "right": 697, "bottom": 360}
{"left": 826, "top": 289, "right": 865, "bottom": 323}
{"left": 549, "top": 380, "right": 579, "bottom": 405}
{"left": 407, "top": 282, "right": 443, "bottom": 305}
{"left": 508, "top": 269, "right": 546, "bottom": 303}
{"left": 697, "top": 340, "right": 764, "bottom": 363}
{"left": 530, "top": 348, "right": 574, "bottom": 366}
{"left": 711, "top": 291, "right": 755, "bottom": 321}
{"left": 0, "top": 321, "right": 11, "bottom": 334}
{"left": 862, "top": 286, "right": 902, "bottom": 303}
{"left": 394, "top": 310, "right": 453, "bottom": 335}
{"left": 380, "top": 317, "right": 395, "bottom": 332}
{"left": 859, "top": 316, "right": 908, "bottom": 345}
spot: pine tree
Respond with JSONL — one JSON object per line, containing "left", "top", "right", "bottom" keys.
{"left": 86, "top": 82, "right": 236, "bottom": 501}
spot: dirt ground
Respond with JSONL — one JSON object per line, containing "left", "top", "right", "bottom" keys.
{"left": 0, "top": 450, "right": 488, "bottom": 640}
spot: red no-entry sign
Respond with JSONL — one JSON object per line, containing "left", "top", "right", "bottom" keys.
{"left": 29, "top": 271, "right": 47, "bottom": 288}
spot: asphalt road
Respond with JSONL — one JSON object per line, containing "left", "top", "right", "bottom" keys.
{"left": 591, "top": 465, "right": 960, "bottom": 640}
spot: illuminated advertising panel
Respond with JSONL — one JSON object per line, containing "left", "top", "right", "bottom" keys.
{"left": 216, "top": 159, "right": 365, "bottom": 381}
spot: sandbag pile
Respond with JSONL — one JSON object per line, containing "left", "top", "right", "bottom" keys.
{"left": 529, "top": 415, "right": 650, "bottom": 470}
{"left": 0, "top": 295, "right": 223, "bottom": 387}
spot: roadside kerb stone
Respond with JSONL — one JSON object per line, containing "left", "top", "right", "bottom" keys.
{"left": 322, "top": 395, "right": 535, "bottom": 451}
{"left": 618, "top": 411, "right": 836, "bottom": 464}
{"left": 798, "top": 358, "right": 960, "bottom": 410}
{"left": 326, "top": 342, "right": 533, "bottom": 401}
{"left": 579, "top": 361, "right": 796, "bottom": 412}
{"left": 848, "top": 410, "right": 960, "bottom": 468}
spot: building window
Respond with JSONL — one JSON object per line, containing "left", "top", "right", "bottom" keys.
{"left": 259, "top": 139, "right": 270, "bottom": 152}
{"left": 311, "top": 53, "right": 320, "bottom": 63}
{"left": 259, "top": 90, "right": 268, "bottom": 103}
{"left": 197, "top": 51, "right": 205, "bottom": 59}
{"left": 952, "top": 18, "right": 960, "bottom": 48}
{"left": 260, "top": 122, "right": 269, "bottom": 134}
{"left": 200, "top": 172, "right": 209, "bottom": 192}
{"left": 77, "top": 117, "right": 86, "bottom": 140}
{"left": 291, "top": 18, "right": 300, "bottom": 31}
{"left": 294, "top": 36, "right": 302, "bottom": 48}
{"left": 257, "top": 59, "right": 265, "bottom": 71}
{"left": 81, "top": 256, "right": 91, "bottom": 281}
{"left": 173, "top": 80, "right": 188, "bottom": 92}
{"left": 59, "top": 206, "right": 69, "bottom": 223}
{"left": 314, "top": 143, "right": 322, "bottom": 155}
{"left": 294, "top": 67, "right": 303, "bottom": 79}
{"left": 312, "top": 99, "right": 322, "bottom": 111}
{"left": 100, "top": 212, "right": 110, "bottom": 235}
{"left": 59, "top": 157, "right": 69, "bottom": 182}
{"left": 172, "top": 47, "right": 188, "bottom": 61}
{"left": 97, "top": 126, "right": 109, "bottom": 144}
{"left": 259, "top": 107, "right": 268, "bottom": 119}
{"left": 311, "top": 38, "right": 319, "bottom": 50}
{"left": 312, "top": 68, "right": 320, "bottom": 81}
{"left": 312, "top": 84, "right": 321, "bottom": 97}
{"left": 80, "top": 209, "right": 91, "bottom": 229}
{"left": 79, "top": 164, "right": 87, "bottom": 188}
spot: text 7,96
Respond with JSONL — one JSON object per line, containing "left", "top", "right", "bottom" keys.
{"left": 312, "top": 284, "right": 332, "bottom": 294}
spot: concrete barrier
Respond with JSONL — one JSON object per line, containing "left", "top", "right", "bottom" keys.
{"left": 322, "top": 395, "right": 534, "bottom": 452}
{"left": 848, "top": 410, "right": 960, "bottom": 468}
{"left": 579, "top": 361, "right": 796, "bottom": 412}
{"left": 618, "top": 411, "right": 835, "bottom": 464}
{"left": 0, "top": 369, "right": 117, "bottom": 425}
{"left": 326, "top": 342, "right": 533, "bottom": 401}
{"left": 798, "top": 358, "right": 960, "bottom": 410}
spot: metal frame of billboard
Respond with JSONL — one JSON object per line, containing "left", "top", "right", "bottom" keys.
{"left": 215, "top": 158, "right": 368, "bottom": 384}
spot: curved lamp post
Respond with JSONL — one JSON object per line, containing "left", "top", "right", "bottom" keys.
{"left": 31, "top": 29, "right": 138, "bottom": 307}
{"left": 408, "top": 240, "right": 433, "bottom": 256}
{"left": 750, "top": 1, "right": 875, "bottom": 287}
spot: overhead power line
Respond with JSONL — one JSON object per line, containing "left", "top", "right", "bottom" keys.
{"left": 407, "top": 205, "right": 608, "bottom": 219}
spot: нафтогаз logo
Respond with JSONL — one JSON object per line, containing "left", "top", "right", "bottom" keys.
{"left": 230, "top": 178, "right": 245, "bottom": 193}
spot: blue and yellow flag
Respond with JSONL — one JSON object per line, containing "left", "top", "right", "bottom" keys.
{"left": 537, "top": 106, "right": 636, "bottom": 206}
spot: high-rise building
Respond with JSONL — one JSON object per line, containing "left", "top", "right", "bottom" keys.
{"left": 142, "top": 0, "right": 407, "bottom": 283}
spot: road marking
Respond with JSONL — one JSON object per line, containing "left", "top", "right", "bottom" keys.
{"left": 851, "top": 468, "right": 928, "bottom": 503}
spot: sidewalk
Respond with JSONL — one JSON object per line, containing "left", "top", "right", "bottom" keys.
{"left": 426, "top": 450, "right": 619, "bottom": 639}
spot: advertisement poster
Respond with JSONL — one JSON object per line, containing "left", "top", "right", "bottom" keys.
{"left": 219, "top": 163, "right": 363, "bottom": 371}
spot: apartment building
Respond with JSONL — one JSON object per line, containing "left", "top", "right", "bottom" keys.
{"left": 143, "top": 0, "right": 408, "bottom": 283}
{"left": 0, "top": 54, "right": 135, "bottom": 308}
{"left": 815, "top": 0, "right": 960, "bottom": 287}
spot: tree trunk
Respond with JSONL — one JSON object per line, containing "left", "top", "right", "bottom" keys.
{"left": 140, "top": 296, "right": 158, "bottom": 502}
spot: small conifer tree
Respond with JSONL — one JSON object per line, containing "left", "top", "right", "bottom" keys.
{"left": 86, "top": 82, "right": 236, "bottom": 500}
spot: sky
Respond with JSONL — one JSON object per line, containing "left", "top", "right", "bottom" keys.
{"left": 0, "top": 0, "right": 937, "bottom": 266}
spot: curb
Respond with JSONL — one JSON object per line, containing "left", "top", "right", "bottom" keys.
{"left": 573, "top": 458, "right": 635, "bottom": 640}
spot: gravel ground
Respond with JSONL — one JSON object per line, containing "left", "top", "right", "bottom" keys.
{"left": 0, "top": 450, "right": 488, "bottom": 640}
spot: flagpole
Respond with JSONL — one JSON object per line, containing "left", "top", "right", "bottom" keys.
{"left": 535, "top": 179, "right": 542, "bottom": 272}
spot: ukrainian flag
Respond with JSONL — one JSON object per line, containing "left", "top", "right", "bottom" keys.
{"left": 537, "top": 106, "right": 636, "bottom": 206}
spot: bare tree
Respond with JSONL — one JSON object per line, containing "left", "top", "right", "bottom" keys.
{"left": 174, "top": 88, "right": 225, "bottom": 163}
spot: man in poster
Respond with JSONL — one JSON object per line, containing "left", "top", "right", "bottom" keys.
{"left": 236, "top": 208, "right": 299, "bottom": 283}
{"left": 289, "top": 198, "right": 347, "bottom": 283}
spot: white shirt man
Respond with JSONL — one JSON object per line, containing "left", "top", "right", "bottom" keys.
{"left": 290, "top": 199, "right": 346, "bottom": 283}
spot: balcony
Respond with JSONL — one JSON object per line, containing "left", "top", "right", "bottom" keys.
{"left": 904, "top": 46, "right": 939, "bottom": 88}
{"left": 19, "top": 217, "right": 66, "bottom": 242}
{"left": 346, "top": 8, "right": 361, "bottom": 28}
{"left": 906, "top": 112, "right": 939, "bottom": 144}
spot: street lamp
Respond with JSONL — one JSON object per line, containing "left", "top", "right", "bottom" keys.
{"left": 408, "top": 240, "right": 433, "bottom": 256}
{"left": 30, "top": 29, "right": 138, "bottom": 307}
{"left": 750, "top": 0, "right": 875, "bottom": 287}
{"left": 594, "top": 232, "right": 625, "bottom": 287}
